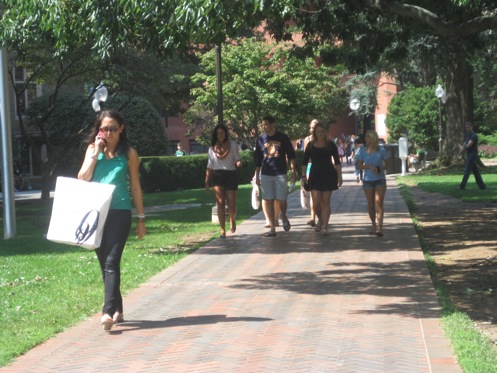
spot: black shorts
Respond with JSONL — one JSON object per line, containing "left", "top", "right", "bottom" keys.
{"left": 211, "top": 170, "right": 238, "bottom": 190}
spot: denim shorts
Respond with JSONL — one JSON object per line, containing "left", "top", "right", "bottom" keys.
{"left": 261, "top": 174, "right": 288, "bottom": 201}
{"left": 363, "top": 179, "right": 387, "bottom": 190}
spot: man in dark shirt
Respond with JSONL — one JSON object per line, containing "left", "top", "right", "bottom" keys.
{"left": 254, "top": 116, "right": 297, "bottom": 237}
{"left": 457, "top": 122, "right": 486, "bottom": 190}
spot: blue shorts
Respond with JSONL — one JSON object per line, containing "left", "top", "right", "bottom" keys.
{"left": 261, "top": 174, "right": 288, "bottom": 201}
{"left": 363, "top": 179, "right": 387, "bottom": 190}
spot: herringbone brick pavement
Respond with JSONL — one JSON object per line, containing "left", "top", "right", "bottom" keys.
{"left": 1, "top": 166, "right": 460, "bottom": 372}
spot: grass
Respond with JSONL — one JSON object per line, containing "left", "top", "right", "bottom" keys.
{"left": 400, "top": 164, "right": 497, "bottom": 202}
{"left": 0, "top": 184, "right": 257, "bottom": 367}
{"left": 397, "top": 163, "right": 497, "bottom": 372}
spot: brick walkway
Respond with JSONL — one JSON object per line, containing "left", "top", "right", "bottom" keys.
{"left": 1, "top": 166, "right": 460, "bottom": 372}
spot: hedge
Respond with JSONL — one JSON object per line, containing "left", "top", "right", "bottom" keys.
{"left": 139, "top": 150, "right": 305, "bottom": 193}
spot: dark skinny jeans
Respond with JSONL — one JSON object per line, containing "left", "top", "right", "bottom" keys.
{"left": 96, "top": 209, "right": 132, "bottom": 316}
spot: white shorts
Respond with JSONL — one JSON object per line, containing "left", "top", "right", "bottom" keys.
{"left": 261, "top": 174, "right": 288, "bottom": 201}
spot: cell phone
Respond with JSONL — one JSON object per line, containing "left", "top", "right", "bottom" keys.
{"left": 98, "top": 129, "right": 106, "bottom": 143}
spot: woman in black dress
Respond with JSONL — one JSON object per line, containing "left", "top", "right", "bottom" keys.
{"left": 301, "top": 123, "right": 343, "bottom": 235}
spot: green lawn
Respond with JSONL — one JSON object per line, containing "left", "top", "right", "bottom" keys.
{"left": 397, "top": 163, "right": 497, "bottom": 372}
{"left": 401, "top": 164, "right": 497, "bottom": 202}
{"left": 0, "top": 184, "right": 257, "bottom": 367}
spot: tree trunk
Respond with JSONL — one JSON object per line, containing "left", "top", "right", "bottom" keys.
{"left": 443, "top": 46, "right": 473, "bottom": 164}
{"left": 40, "top": 162, "right": 55, "bottom": 202}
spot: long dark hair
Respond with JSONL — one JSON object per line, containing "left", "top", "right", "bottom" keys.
{"left": 85, "top": 109, "right": 130, "bottom": 158}
{"left": 211, "top": 124, "right": 229, "bottom": 147}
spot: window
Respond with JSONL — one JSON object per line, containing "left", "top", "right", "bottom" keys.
{"left": 189, "top": 140, "right": 208, "bottom": 155}
{"left": 14, "top": 67, "right": 39, "bottom": 117}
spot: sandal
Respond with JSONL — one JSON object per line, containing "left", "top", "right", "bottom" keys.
{"left": 100, "top": 314, "right": 114, "bottom": 331}
{"left": 315, "top": 222, "right": 322, "bottom": 232}
{"left": 113, "top": 312, "right": 124, "bottom": 324}
{"left": 282, "top": 220, "right": 291, "bottom": 232}
{"left": 322, "top": 229, "right": 329, "bottom": 236}
{"left": 263, "top": 231, "right": 277, "bottom": 237}
{"left": 376, "top": 231, "right": 384, "bottom": 237}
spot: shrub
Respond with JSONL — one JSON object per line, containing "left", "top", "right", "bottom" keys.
{"left": 478, "top": 145, "right": 497, "bottom": 158}
{"left": 140, "top": 151, "right": 256, "bottom": 192}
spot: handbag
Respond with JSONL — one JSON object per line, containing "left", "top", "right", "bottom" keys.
{"left": 47, "top": 177, "right": 115, "bottom": 249}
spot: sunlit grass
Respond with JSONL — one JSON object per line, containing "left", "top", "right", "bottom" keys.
{"left": 0, "top": 183, "right": 257, "bottom": 366}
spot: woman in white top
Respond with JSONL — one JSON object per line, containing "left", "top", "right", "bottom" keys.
{"left": 205, "top": 124, "right": 242, "bottom": 238}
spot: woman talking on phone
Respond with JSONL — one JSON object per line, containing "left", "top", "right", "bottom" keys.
{"left": 78, "top": 109, "right": 146, "bottom": 331}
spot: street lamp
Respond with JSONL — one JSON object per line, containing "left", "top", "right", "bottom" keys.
{"left": 435, "top": 84, "right": 446, "bottom": 155}
{"left": 349, "top": 98, "right": 360, "bottom": 135}
{"left": 92, "top": 83, "right": 108, "bottom": 112}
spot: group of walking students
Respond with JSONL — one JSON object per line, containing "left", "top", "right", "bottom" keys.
{"left": 78, "top": 109, "right": 389, "bottom": 331}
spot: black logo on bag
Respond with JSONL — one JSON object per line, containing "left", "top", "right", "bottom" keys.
{"left": 75, "top": 210, "right": 100, "bottom": 244}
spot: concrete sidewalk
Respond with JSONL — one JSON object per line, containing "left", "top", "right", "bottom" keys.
{"left": 1, "top": 166, "right": 460, "bottom": 372}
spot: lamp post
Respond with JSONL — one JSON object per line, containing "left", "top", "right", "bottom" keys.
{"left": 435, "top": 84, "right": 446, "bottom": 155}
{"left": 349, "top": 98, "right": 360, "bottom": 135}
{"left": 92, "top": 83, "right": 108, "bottom": 113}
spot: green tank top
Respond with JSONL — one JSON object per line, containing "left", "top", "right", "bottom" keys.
{"left": 92, "top": 153, "right": 131, "bottom": 210}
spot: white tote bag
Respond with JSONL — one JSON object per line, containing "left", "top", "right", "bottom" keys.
{"left": 300, "top": 187, "right": 309, "bottom": 209}
{"left": 251, "top": 180, "right": 260, "bottom": 210}
{"left": 47, "top": 177, "right": 115, "bottom": 250}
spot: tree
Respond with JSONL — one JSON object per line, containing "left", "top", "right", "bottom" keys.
{"left": 184, "top": 38, "right": 347, "bottom": 148}
{"left": 261, "top": 1, "right": 497, "bottom": 164}
{"left": 5, "top": 0, "right": 497, "bottom": 164}
{"left": 106, "top": 95, "right": 168, "bottom": 157}
{"left": 385, "top": 86, "right": 439, "bottom": 150}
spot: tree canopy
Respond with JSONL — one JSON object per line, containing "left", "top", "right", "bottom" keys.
{"left": 385, "top": 86, "right": 439, "bottom": 150}
{"left": 183, "top": 38, "right": 347, "bottom": 147}
{"left": 4, "top": 0, "right": 497, "bottom": 164}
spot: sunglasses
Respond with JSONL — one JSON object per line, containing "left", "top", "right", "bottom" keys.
{"left": 100, "top": 126, "right": 120, "bottom": 133}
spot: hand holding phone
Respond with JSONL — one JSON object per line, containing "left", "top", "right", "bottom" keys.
{"left": 97, "top": 129, "right": 106, "bottom": 144}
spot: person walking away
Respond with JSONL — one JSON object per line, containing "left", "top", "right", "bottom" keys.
{"left": 457, "top": 121, "right": 486, "bottom": 190}
{"left": 303, "top": 119, "right": 318, "bottom": 227}
{"left": 337, "top": 138, "right": 345, "bottom": 164}
{"left": 205, "top": 124, "right": 242, "bottom": 238}
{"left": 345, "top": 139, "right": 353, "bottom": 166}
{"left": 353, "top": 137, "right": 364, "bottom": 183}
{"left": 78, "top": 109, "right": 146, "bottom": 331}
{"left": 254, "top": 116, "right": 297, "bottom": 237}
{"left": 301, "top": 122, "right": 342, "bottom": 236}
{"left": 356, "top": 130, "right": 390, "bottom": 237}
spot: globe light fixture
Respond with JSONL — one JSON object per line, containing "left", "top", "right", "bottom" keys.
{"left": 93, "top": 83, "right": 108, "bottom": 112}
{"left": 435, "top": 84, "right": 445, "bottom": 155}
{"left": 349, "top": 98, "right": 360, "bottom": 134}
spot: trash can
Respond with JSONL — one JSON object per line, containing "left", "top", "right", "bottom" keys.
{"left": 382, "top": 144, "right": 403, "bottom": 174}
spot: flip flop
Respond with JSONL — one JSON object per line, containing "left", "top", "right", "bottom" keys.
{"left": 315, "top": 222, "right": 322, "bottom": 232}
{"left": 376, "top": 231, "right": 384, "bottom": 237}
{"left": 263, "top": 231, "right": 277, "bottom": 237}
